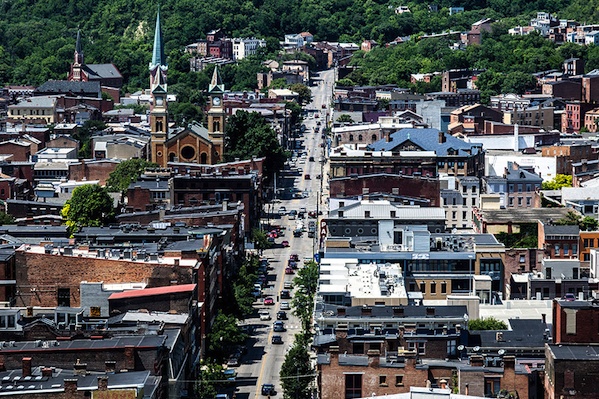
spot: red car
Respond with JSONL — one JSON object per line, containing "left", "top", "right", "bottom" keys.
{"left": 264, "top": 297, "right": 274, "bottom": 305}
{"left": 281, "top": 240, "right": 290, "bottom": 247}
{"left": 285, "top": 267, "right": 294, "bottom": 274}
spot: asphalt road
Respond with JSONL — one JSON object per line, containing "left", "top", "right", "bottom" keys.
{"left": 229, "top": 70, "right": 335, "bottom": 399}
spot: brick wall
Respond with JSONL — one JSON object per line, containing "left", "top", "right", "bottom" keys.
{"left": 14, "top": 251, "right": 193, "bottom": 307}
{"left": 69, "top": 161, "right": 118, "bottom": 186}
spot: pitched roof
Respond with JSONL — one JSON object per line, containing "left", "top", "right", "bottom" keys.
{"left": 108, "top": 284, "right": 196, "bottom": 300}
{"left": 367, "top": 128, "right": 481, "bottom": 156}
{"left": 85, "top": 63, "right": 123, "bottom": 80}
{"left": 35, "top": 80, "right": 101, "bottom": 96}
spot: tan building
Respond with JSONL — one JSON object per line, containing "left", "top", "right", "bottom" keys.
{"left": 503, "top": 106, "right": 555, "bottom": 130}
{"left": 8, "top": 96, "right": 57, "bottom": 124}
{"left": 584, "top": 107, "right": 599, "bottom": 132}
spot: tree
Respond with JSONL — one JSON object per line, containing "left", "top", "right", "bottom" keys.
{"left": 72, "top": 120, "right": 107, "bottom": 158}
{"left": 280, "top": 333, "right": 314, "bottom": 399}
{"left": 194, "top": 360, "right": 224, "bottom": 399}
{"left": 106, "top": 158, "right": 157, "bottom": 194}
{"left": 336, "top": 114, "right": 354, "bottom": 123}
{"left": 207, "top": 313, "right": 247, "bottom": 359}
{"left": 62, "top": 184, "right": 114, "bottom": 234}
{"left": 0, "top": 212, "right": 14, "bottom": 225}
{"left": 468, "top": 316, "right": 508, "bottom": 330}
{"left": 252, "top": 228, "right": 272, "bottom": 252}
{"left": 292, "top": 261, "right": 319, "bottom": 331}
{"left": 289, "top": 83, "right": 312, "bottom": 105}
{"left": 542, "top": 174, "right": 572, "bottom": 190}
{"left": 168, "top": 101, "right": 203, "bottom": 126}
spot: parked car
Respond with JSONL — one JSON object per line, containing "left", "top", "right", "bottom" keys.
{"left": 280, "top": 301, "right": 290, "bottom": 310}
{"left": 288, "top": 260, "right": 297, "bottom": 268}
{"left": 277, "top": 310, "right": 287, "bottom": 320}
{"left": 273, "top": 321, "right": 286, "bottom": 332}
{"left": 278, "top": 206, "right": 287, "bottom": 216}
{"left": 227, "top": 356, "right": 240, "bottom": 367}
{"left": 264, "top": 297, "right": 274, "bottom": 305}
{"left": 304, "top": 174, "right": 311, "bottom": 180}
{"left": 280, "top": 290, "right": 291, "bottom": 299}
{"left": 283, "top": 281, "right": 293, "bottom": 289}
{"left": 281, "top": 240, "right": 290, "bottom": 247}
{"left": 262, "top": 384, "right": 276, "bottom": 396}
{"left": 290, "top": 254, "right": 299, "bottom": 261}
{"left": 285, "top": 267, "right": 294, "bottom": 274}
{"left": 564, "top": 293, "right": 576, "bottom": 301}
{"left": 288, "top": 210, "right": 297, "bottom": 220}
{"left": 309, "top": 156, "right": 315, "bottom": 162}
{"left": 271, "top": 335, "right": 283, "bottom": 344}
{"left": 299, "top": 207, "right": 307, "bottom": 214}
{"left": 293, "top": 229, "right": 303, "bottom": 237}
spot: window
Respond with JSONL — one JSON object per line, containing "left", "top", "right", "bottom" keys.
{"left": 420, "top": 282, "right": 426, "bottom": 293}
{"left": 395, "top": 375, "right": 404, "bottom": 387}
{"left": 485, "top": 378, "right": 501, "bottom": 397}
{"left": 545, "top": 268, "right": 552, "bottom": 279}
{"left": 526, "top": 197, "right": 532, "bottom": 206}
{"left": 573, "top": 268, "right": 579, "bottom": 279}
{"left": 518, "top": 197, "right": 523, "bottom": 206}
{"left": 554, "top": 244, "right": 560, "bottom": 256}
{"left": 462, "top": 211, "right": 467, "bottom": 219}
{"left": 379, "top": 375, "right": 387, "bottom": 386}
{"left": 509, "top": 197, "right": 514, "bottom": 206}
{"left": 447, "top": 340, "right": 457, "bottom": 356}
{"left": 443, "top": 198, "right": 448, "bottom": 206}
{"left": 519, "top": 255, "right": 526, "bottom": 263}
{"left": 463, "top": 186, "right": 467, "bottom": 193}
{"left": 430, "top": 281, "right": 437, "bottom": 294}
{"left": 472, "top": 186, "right": 476, "bottom": 193}
{"left": 471, "top": 197, "right": 476, "bottom": 206}
{"left": 353, "top": 342, "right": 364, "bottom": 354}
{"left": 518, "top": 184, "right": 523, "bottom": 193}
{"left": 564, "top": 244, "right": 570, "bottom": 255}
{"left": 441, "top": 282, "right": 447, "bottom": 294}
{"left": 345, "top": 374, "right": 362, "bottom": 399}
{"left": 463, "top": 198, "right": 467, "bottom": 206}
{"left": 57, "top": 288, "right": 70, "bottom": 307}
{"left": 390, "top": 211, "right": 396, "bottom": 218}
{"left": 349, "top": 134, "right": 354, "bottom": 142}
{"left": 452, "top": 211, "right": 457, "bottom": 220}
{"left": 364, "top": 211, "right": 371, "bottom": 218}
{"left": 408, "top": 342, "right": 425, "bottom": 355}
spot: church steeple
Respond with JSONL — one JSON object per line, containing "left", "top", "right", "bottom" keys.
{"left": 209, "top": 65, "right": 225, "bottom": 93}
{"left": 74, "top": 29, "right": 84, "bottom": 65}
{"left": 149, "top": 7, "right": 169, "bottom": 168}
{"left": 150, "top": 8, "right": 166, "bottom": 69}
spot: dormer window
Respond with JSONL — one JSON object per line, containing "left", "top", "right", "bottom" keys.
{"left": 365, "top": 211, "right": 371, "bottom": 218}
{"left": 338, "top": 211, "right": 344, "bottom": 218}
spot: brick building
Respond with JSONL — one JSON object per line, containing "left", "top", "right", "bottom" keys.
{"left": 108, "top": 284, "right": 196, "bottom": 314}
{"left": 541, "top": 143, "right": 597, "bottom": 175}
{"left": 562, "top": 102, "right": 595, "bottom": 133}
{"left": 68, "top": 159, "right": 120, "bottom": 186}
{"left": 538, "top": 223, "right": 579, "bottom": 260}
{"left": 545, "top": 343, "right": 599, "bottom": 399}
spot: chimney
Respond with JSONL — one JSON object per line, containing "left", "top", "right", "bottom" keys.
{"left": 73, "top": 359, "right": 87, "bottom": 376}
{"left": 440, "top": 379, "right": 448, "bottom": 389}
{"left": 503, "top": 355, "right": 515, "bottom": 370}
{"left": 174, "top": 259, "right": 180, "bottom": 267}
{"left": 97, "top": 376, "right": 108, "bottom": 391}
{"left": 42, "top": 367, "right": 53, "bottom": 377}
{"left": 470, "top": 355, "right": 484, "bottom": 367}
{"left": 367, "top": 349, "right": 380, "bottom": 367}
{"left": 439, "top": 131, "right": 446, "bottom": 143}
{"left": 124, "top": 345, "right": 135, "bottom": 370}
{"left": 513, "top": 123, "right": 519, "bottom": 151}
{"left": 105, "top": 361, "right": 116, "bottom": 374}
{"left": 64, "top": 378, "right": 78, "bottom": 395}
{"left": 386, "top": 132, "right": 392, "bottom": 142}
{"left": 22, "top": 357, "right": 32, "bottom": 377}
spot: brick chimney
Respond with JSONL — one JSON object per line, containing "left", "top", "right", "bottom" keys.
{"left": 105, "top": 361, "right": 116, "bottom": 374}
{"left": 470, "top": 354, "right": 484, "bottom": 367}
{"left": 503, "top": 355, "right": 515, "bottom": 370}
{"left": 439, "top": 131, "right": 446, "bottom": 143}
{"left": 21, "top": 357, "right": 32, "bottom": 377}
{"left": 97, "top": 376, "right": 108, "bottom": 391}
{"left": 124, "top": 345, "right": 135, "bottom": 370}
{"left": 73, "top": 359, "right": 87, "bottom": 376}
{"left": 367, "top": 349, "right": 380, "bottom": 367}
{"left": 64, "top": 378, "right": 78, "bottom": 396}
{"left": 42, "top": 367, "right": 53, "bottom": 377}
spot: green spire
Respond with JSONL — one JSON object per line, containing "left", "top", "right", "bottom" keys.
{"left": 151, "top": 7, "right": 166, "bottom": 68}
{"left": 75, "top": 29, "right": 82, "bottom": 54}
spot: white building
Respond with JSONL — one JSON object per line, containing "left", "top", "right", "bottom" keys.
{"left": 485, "top": 150, "right": 557, "bottom": 181}
{"left": 284, "top": 34, "right": 304, "bottom": 48}
{"left": 232, "top": 37, "right": 266, "bottom": 60}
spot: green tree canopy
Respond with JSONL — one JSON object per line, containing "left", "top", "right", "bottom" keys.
{"left": 336, "top": 114, "right": 354, "bottom": 123}
{"left": 542, "top": 174, "right": 573, "bottom": 190}
{"left": 224, "top": 110, "right": 287, "bottom": 179}
{"left": 280, "top": 333, "right": 314, "bottom": 399}
{"left": 62, "top": 184, "right": 114, "bottom": 233}
{"left": 289, "top": 83, "right": 312, "bottom": 105}
{"left": 468, "top": 316, "right": 508, "bottom": 330}
{"left": 207, "top": 313, "right": 247, "bottom": 359}
{"left": 106, "top": 158, "right": 157, "bottom": 194}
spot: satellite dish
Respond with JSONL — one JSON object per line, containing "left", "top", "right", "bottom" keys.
{"left": 457, "top": 345, "right": 465, "bottom": 351}
{"left": 473, "top": 346, "right": 480, "bottom": 352}
{"left": 498, "top": 349, "right": 505, "bottom": 355}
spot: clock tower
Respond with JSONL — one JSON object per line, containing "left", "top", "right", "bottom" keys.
{"left": 207, "top": 66, "right": 225, "bottom": 162}
{"left": 149, "top": 8, "right": 169, "bottom": 167}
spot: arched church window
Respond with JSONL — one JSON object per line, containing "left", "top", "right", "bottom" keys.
{"left": 200, "top": 152, "right": 208, "bottom": 164}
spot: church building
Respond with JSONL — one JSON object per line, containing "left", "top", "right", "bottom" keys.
{"left": 68, "top": 30, "right": 123, "bottom": 102}
{"left": 148, "top": 9, "right": 224, "bottom": 168}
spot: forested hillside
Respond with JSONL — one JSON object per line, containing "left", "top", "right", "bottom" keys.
{"left": 1, "top": 0, "right": 598, "bottom": 91}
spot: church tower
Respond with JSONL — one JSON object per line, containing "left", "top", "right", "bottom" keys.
{"left": 69, "top": 30, "right": 85, "bottom": 81}
{"left": 207, "top": 66, "right": 225, "bottom": 162}
{"left": 149, "top": 8, "right": 169, "bottom": 167}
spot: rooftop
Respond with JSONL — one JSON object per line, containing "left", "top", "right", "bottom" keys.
{"left": 368, "top": 128, "right": 482, "bottom": 156}
{"left": 108, "top": 284, "right": 196, "bottom": 300}
{"left": 548, "top": 343, "right": 599, "bottom": 360}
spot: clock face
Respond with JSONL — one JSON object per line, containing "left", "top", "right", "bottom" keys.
{"left": 212, "top": 97, "right": 221, "bottom": 106}
{"left": 156, "top": 97, "right": 163, "bottom": 106}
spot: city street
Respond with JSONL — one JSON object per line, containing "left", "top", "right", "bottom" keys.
{"left": 230, "top": 70, "right": 334, "bottom": 399}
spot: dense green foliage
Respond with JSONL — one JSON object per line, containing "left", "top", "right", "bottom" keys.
{"left": 495, "top": 223, "right": 538, "bottom": 248}
{"left": 61, "top": 184, "right": 115, "bottom": 234}
{"left": 106, "top": 158, "right": 157, "bottom": 194}
{"left": 232, "top": 254, "right": 260, "bottom": 317}
{"left": 280, "top": 333, "right": 314, "bottom": 399}
{"left": 207, "top": 313, "right": 247, "bottom": 359}
{"left": 224, "top": 110, "right": 287, "bottom": 178}
{"left": 468, "top": 316, "right": 508, "bottom": 330}
{"left": 555, "top": 210, "right": 599, "bottom": 231}
{"left": 292, "top": 261, "right": 319, "bottom": 332}
{"left": 3, "top": 0, "right": 599, "bottom": 90}
{"left": 194, "top": 360, "right": 224, "bottom": 399}
{"left": 542, "top": 174, "right": 573, "bottom": 190}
